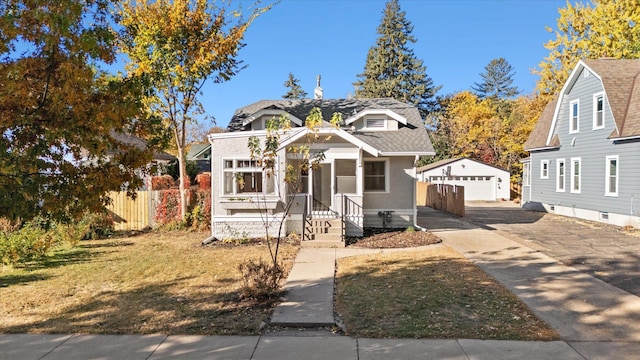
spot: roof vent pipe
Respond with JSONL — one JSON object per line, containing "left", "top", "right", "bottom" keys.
{"left": 314, "top": 74, "right": 323, "bottom": 100}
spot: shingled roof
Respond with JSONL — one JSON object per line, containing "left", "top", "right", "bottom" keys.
{"left": 525, "top": 59, "right": 640, "bottom": 150}
{"left": 227, "top": 98, "right": 434, "bottom": 155}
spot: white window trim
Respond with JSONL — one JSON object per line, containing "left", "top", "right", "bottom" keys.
{"left": 605, "top": 155, "right": 619, "bottom": 197}
{"left": 363, "top": 116, "right": 387, "bottom": 130}
{"left": 363, "top": 158, "right": 390, "bottom": 193}
{"left": 540, "top": 160, "right": 549, "bottom": 179}
{"left": 523, "top": 162, "right": 531, "bottom": 186}
{"left": 570, "top": 157, "right": 581, "bottom": 194}
{"left": 570, "top": 99, "right": 579, "bottom": 134}
{"left": 593, "top": 92, "right": 605, "bottom": 130}
{"left": 556, "top": 158, "right": 565, "bottom": 192}
{"left": 220, "top": 157, "right": 277, "bottom": 197}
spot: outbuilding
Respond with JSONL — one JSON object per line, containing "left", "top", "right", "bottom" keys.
{"left": 417, "top": 157, "right": 510, "bottom": 201}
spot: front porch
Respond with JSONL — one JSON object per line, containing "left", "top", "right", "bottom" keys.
{"left": 295, "top": 193, "right": 364, "bottom": 248}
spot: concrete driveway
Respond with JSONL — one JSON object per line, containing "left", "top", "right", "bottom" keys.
{"left": 461, "top": 201, "right": 640, "bottom": 297}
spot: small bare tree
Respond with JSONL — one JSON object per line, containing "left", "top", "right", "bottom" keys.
{"left": 238, "top": 107, "right": 341, "bottom": 298}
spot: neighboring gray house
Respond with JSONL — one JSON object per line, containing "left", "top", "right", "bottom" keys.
{"left": 186, "top": 143, "right": 211, "bottom": 174}
{"left": 523, "top": 59, "right": 640, "bottom": 227}
{"left": 207, "top": 97, "right": 434, "bottom": 243}
{"left": 417, "top": 157, "right": 510, "bottom": 201}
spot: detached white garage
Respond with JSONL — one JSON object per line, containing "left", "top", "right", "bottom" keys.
{"left": 417, "top": 158, "right": 510, "bottom": 201}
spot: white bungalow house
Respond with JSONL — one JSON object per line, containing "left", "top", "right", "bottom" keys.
{"left": 207, "top": 94, "right": 434, "bottom": 245}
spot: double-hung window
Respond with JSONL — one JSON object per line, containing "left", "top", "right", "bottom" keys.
{"left": 570, "top": 100, "right": 579, "bottom": 133}
{"left": 593, "top": 93, "right": 604, "bottom": 129}
{"left": 556, "top": 159, "right": 565, "bottom": 192}
{"left": 223, "top": 159, "right": 275, "bottom": 195}
{"left": 364, "top": 160, "right": 387, "bottom": 192}
{"left": 570, "top": 158, "right": 581, "bottom": 193}
{"left": 605, "top": 155, "right": 618, "bottom": 197}
{"left": 540, "top": 160, "right": 549, "bottom": 179}
{"left": 523, "top": 162, "right": 530, "bottom": 186}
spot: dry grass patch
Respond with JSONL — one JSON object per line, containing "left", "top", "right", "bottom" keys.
{"left": 0, "top": 231, "right": 298, "bottom": 335}
{"left": 336, "top": 245, "right": 559, "bottom": 340}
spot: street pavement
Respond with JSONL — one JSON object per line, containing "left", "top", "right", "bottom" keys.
{"left": 4, "top": 204, "right": 640, "bottom": 359}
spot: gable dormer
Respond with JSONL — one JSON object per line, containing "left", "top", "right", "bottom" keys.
{"left": 242, "top": 109, "right": 304, "bottom": 131}
{"left": 344, "top": 109, "right": 407, "bottom": 131}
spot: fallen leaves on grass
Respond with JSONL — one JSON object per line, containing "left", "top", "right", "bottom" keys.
{"left": 0, "top": 231, "right": 298, "bottom": 335}
{"left": 335, "top": 246, "right": 559, "bottom": 340}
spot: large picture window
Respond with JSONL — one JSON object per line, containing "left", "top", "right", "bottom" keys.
{"left": 605, "top": 155, "right": 618, "bottom": 197}
{"left": 222, "top": 159, "right": 275, "bottom": 196}
{"left": 364, "top": 160, "right": 387, "bottom": 192}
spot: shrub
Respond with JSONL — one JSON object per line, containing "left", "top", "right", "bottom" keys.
{"left": 195, "top": 172, "right": 211, "bottom": 190}
{"left": 154, "top": 188, "right": 211, "bottom": 231}
{"left": 155, "top": 189, "right": 183, "bottom": 225}
{"left": 238, "top": 258, "right": 285, "bottom": 300}
{"left": 187, "top": 190, "right": 211, "bottom": 231}
{"left": 151, "top": 175, "right": 176, "bottom": 190}
{"left": 79, "top": 212, "right": 115, "bottom": 240}
{"left": 0, "top": 219, "right": 83, "bottom": 265}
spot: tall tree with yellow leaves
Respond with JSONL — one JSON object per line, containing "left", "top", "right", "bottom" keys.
{"left": 117, "top": 0, "right": 270, "bottom": 220}
{"left": 536, "top": 0, "right": 640, "bottom": 98}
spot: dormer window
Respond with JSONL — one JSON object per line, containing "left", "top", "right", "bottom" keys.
{"left": 365, "top": 117, "right": 386, "bottom": 129}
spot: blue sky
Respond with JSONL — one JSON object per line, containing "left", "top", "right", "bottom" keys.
{"left": 196, "top": 0, "right": 567, "bottom": 128}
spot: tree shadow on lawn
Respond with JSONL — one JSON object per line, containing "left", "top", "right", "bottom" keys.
{"left": 1, "top": 277, "right": 276, "bottom": 336}
{"left": 336, "top": 250, "right": 559, "bottom": 340}
{"left": 0, "top": 273, "right": 53, "bottom": 287}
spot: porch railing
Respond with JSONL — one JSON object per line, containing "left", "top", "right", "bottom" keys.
{"left": 302, "top": 194, "right": 309, "bottom": 242}
{"left": 342, "top": 194, "right": 364, "bottom": 238}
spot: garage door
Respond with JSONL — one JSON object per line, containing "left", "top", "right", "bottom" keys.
{"left": 428, "top": 176, "right": 496, "bottom": 201}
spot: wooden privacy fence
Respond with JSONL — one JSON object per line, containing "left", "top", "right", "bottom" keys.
{"left": 107, "top": 191, "right": 158, "bottom": 231}
{"left": 417, "top": 182, "right": 465, "bottom": 217}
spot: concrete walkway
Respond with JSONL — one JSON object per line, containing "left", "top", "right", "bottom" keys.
{"left": 4, "top": 333, "right": 637, "bottom": 359}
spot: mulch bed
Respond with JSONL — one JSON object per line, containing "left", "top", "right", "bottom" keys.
{"left": 347, "top": 228, "right": 442, "bottom": 248}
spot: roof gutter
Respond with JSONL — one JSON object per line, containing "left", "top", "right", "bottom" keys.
{"left": 525, "top": 146, "right": 560, "bottom": 152}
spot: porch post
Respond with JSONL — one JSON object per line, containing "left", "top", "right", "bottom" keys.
{"left": 356, "top": 147, "right": 363, "bottom": 196}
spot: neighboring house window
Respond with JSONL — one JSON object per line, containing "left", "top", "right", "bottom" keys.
{"left": 593, "top": 93, "right": 604, "bottom": 129}
{"left": 571, "top": 158, "right": 581, "bottom": 193}
{"left": 523, "top": 162, "right": 530, "bottom": 186}
{"left": 605, "top": 155, "right": 618, "bottom": 197}
{"left": 556, "top": 159, "right": 565, "bottom": 192}
{"left": 570, "top": 100, "right": 579, "bottom": 133}
{"left": 364, "top": 117, "right": 386, "bottom": 130}
{"left": 364, "top": 160, "right": 387, "bottom": 192}
{"left": 222, "top": 159, "right": 275, "bottom": 195}
{"left": 540, "top": 160, "right": 549, "bottom": 179}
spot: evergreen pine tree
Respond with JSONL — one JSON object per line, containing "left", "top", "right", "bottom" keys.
{"left": 353, "top": 0, "right": 439, "bottom": 115}
{"left": 282, "top": 72, "right": 308, "bottom": 99}
{"left": 472, "top": 58, "right": 519, "bottom": 99}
